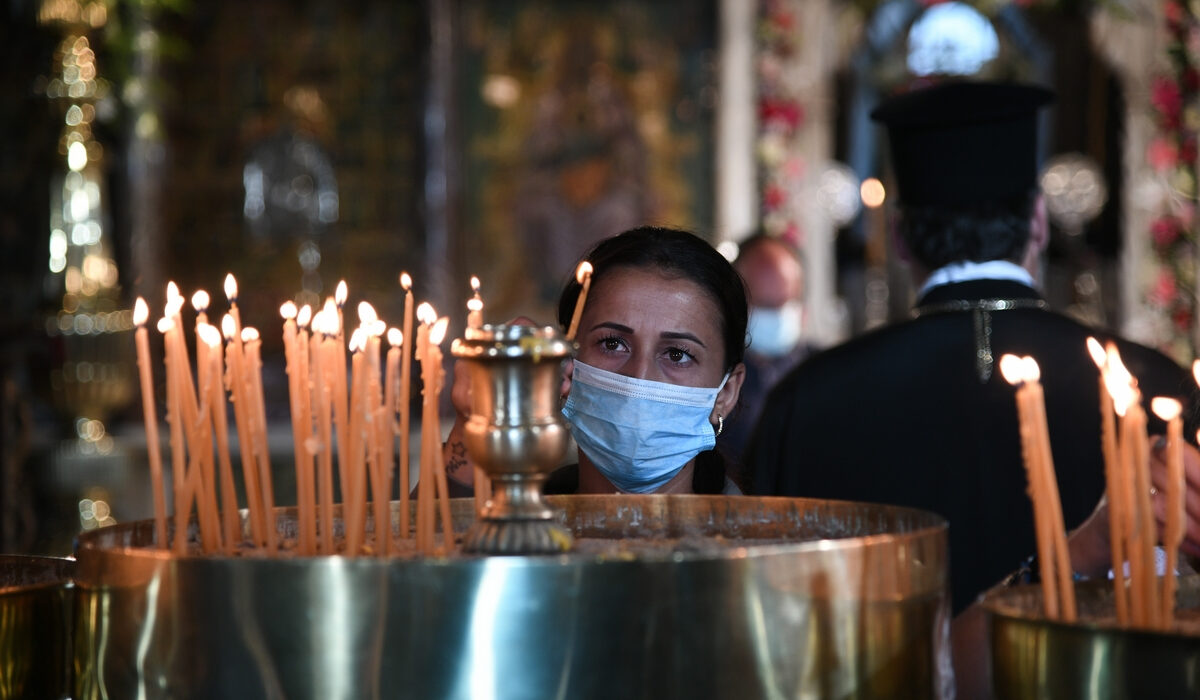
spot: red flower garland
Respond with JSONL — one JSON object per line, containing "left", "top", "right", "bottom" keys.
{"left": 1146, "top": 0, "right": 1199, "bottom": 360}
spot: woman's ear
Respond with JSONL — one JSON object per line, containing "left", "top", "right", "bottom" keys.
{"left": 710, "top": 362, "right": 746, "bottom": 426}
{"left": 560, "top": 358, "right": 575, "bottom": 403}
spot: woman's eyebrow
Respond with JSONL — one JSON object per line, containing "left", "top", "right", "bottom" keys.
{"left": 661, "top": 331, "right": 705, "bottom": 347}
{"left": 590, "top": 321, "right": 635, "bottom": 334}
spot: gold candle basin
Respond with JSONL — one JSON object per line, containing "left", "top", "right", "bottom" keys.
{"left": 450, "top": 323, "right": 575, "bottom": 554}
{"left": 0, "top": 555, "right": 75, "bottom": 699}
{"left": 985, "top": 577, "right": 1200, "bottom": 698}
{"left": 73, "top": 495, "right": 949, "bottom": 699}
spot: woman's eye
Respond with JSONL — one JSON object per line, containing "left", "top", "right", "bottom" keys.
{"left": 600, "top": 336, "right": 626, "bottom": 352}
{"left": 665, "top": 347, "right": 693, "bottom": 364}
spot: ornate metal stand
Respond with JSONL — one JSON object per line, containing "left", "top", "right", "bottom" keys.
{"left": 450, "top": 323, "right": 574, "bottom": 554}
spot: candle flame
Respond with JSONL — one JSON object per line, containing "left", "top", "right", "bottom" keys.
{"left": 166, "top": 280, "right": 180, "bottom": 303}
{"left": 575, "top": 261, "right": 593, "bottom": 284}
{"left": 322, "top": 299, "right": 339, "bottom": 334}
{"left": 429, "top": 317, "right": 449, "bottom": 345}
{"left": 1152, "top": 396, "right": 1183, "bottom": 422}
{"left": 241, "top": 327, "right": 260, "bottom": 343}
{"left": 357, "top": 301, "right": 377, "bottom": 325}
{"left": 224, "top": 273, "right": 237, "bottom": 302}
{"left": 467, "top": 298, "right": 483, "bottom": 312}
{"left": 221, "top": 314, "right": 236, "bottom": 341}
{"left": 387, "top": 328, "right": 403, "bottom": 347}
{"left": 197, "top": 323, "right": 222, "bottom": 348}
{"left": 335, "top": 280, "right": 348, "bottom": 307}
{"left": 348, "top": 327, "right": 365, "bottom": 353}
{"left": 191, "top": 290, "right": 210, "bottom": 313}
{"left": 369, "top": 319, "right": 386, "bottom": 337}
{"left": 416, "top": 302, "right": 436, "bottom": 325}
{"left": 322, "top": 309, "right": 339, "bottom": 337}
{"left": 164, "top": 295, "right": 184, "bottom": 319}
{"left": 280, "top": 301, "right": 298, "bottom": 320}
{"left": 133, "top": 297, "right": 149, "bottom": 327}
{"left": 156, "top": 317, "right": 175, "bottom": 333}
{"left": 1020, "top": 356, "right": 1041, "bottom": 383}
{"left": 400, "top": 272, "right": 412, "bottom": 291}
{"left": 1193, "top": 359, "right": 1200, "bottom": 388}
{"left": 1106, "top": 376, "right": 1133, "bottom": 417}
{"left": 309, "top": 310, "right": 326, "bottom": 336}
{"left": 1099, "top": 343, "right": 1137, "bottom": 415}
{"left": 1103, "top": 349, "right": 1137, "bottom": 417}
{"left": 297, "top": 304, "right": 312, "bottom": 328}
{"left": 470, "top": 275, "right": 481, "bottom": 292}
{"left": 1086, "top": 337, "right": 1105, "bottom": 369}
{"left": 999, "top": 354, "right": 1024, "bottom": 385}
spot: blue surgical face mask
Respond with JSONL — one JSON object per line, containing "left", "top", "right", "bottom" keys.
{"left": 746, "top": 301, "right": 803, "bottom": 357}
{"left": 561, "top": 360, "right": 728, "bottom": 493}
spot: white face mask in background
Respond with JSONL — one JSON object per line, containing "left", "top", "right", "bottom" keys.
{"left": 561, "top": 360, "right": 727, "bottom": 493}
{"left": 746, "top": 301, "right": 803, "bottom": 357}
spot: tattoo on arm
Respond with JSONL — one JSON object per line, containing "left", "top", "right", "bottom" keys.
{"left": 446, "top": 440, "right": 471, "bottom": 482}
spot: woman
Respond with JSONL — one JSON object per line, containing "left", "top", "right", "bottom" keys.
{"left": 445, "top": 225, "right": 747, "bottom": 495}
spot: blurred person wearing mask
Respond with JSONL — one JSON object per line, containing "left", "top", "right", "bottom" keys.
{"left": 718, "top": 233, "right": 817, "bottom": 479}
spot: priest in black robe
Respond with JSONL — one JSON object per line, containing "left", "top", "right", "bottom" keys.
{"left": 745, "top": 82, "right": 1195, "bottom": 614}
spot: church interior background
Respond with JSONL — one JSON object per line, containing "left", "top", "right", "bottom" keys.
{"left": 0, "top": 0, "right": 1196, "bottom": 554}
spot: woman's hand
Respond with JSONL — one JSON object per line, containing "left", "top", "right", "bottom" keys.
{"left": 443, "top": 316, "right": 542, "bottom": 489}
{"left": 1066, "top": 497, "right": 1115, "bottom": 580}
{"left": 1150, "top": 438, "right": 1200, "bottom": 559}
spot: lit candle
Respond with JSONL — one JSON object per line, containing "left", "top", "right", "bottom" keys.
{"left": 1152, "top": 396, "right": 1184, "bottom": 629}
{"left": 191, "top": 290, "right": 210, "bottom": 371}
{"left": 398, "top": 273, "right": 414, "bottom": 539}
{"left": 163, "top": 290, "right": 217, "bottom": 552}
{"left": 1108, "top": 345, "right": 1157, "bottom": 627}
{"left": 295, "top": 304, "right": 317, "bottom": 554}
{"left": 312, "top": 309, "right": 336, "bottom": 553}
{"left": 158, "top": 313, "right": 190, "bottom": 555}
{"left": 1000, "top": 354, "right": 1059, "bottom": 619}
{"left": 345, "top": 328, "right": 367, "bottom": 556}
{"left": 1000, "top": 354, "right": 1075, "bottom": 621}
{"left": 1089, "top": 337, "right": 1128, "bottom": 624}
{"left": 224, "top": 273, "right": 242, "bottom": 342}
{"left": 361, "top": 318, "right": 389, "bottom": 555}
{"left": 282, "top": 301, "right": 314, "bottom": 556}
{"left": 386, "top": 328, "right": 402, "bottom": 426}
{"left": 1021, "top": 356, "right": 1076, "bottom": 622}
{"left": 242, "top": 326, "right": 276, "bottom": 551}
{"left": 324, "top": 297, "right": 351, "bottom": 506}
{"left": 384, "top": 330, "right": 402, "bottom": 450}
{"left": 565, "top": 261, "right": 593, "bottom": 341}
{"left": 133, "top": 299, "right": 168, "bottom": 548}
{"left": 201, "top": 321, "right": 239, "bottom": 553}
{"left": 415, "top": 303, "right": 435, "bottom": 553}
{"left": 190, "top": 323, "right": 221, "bottom": 554}
{"left": 467, "top": 276, "right": 483, "bottom": 329}
{"left": 427, "top": 314, "right": 454, "bottom": 552}
{"left": 223, "top": 314, "right": 264, "bottom": 547}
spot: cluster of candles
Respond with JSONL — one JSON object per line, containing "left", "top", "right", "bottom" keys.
{"left": 1002, "top": 338, "right": 1193, "bottom": 629}
{"left": 132, "top": 273, "right": 479, "bottom": 557}
{"left": 132, "top": 259, "right": 598, "bottom": 559}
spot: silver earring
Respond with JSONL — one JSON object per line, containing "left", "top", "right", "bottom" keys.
{"left": 715, "top": 414, "right": 724, "bottom": 437}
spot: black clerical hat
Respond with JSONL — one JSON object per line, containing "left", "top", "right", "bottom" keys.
{"left": 870, "top": 82, "right": 1053, "bottom": 207}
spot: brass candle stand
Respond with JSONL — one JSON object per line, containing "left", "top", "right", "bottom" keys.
{"left": 450, "top": 323, "right": 574, "bottom": 554}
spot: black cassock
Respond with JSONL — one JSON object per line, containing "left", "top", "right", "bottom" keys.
{"left": 746, "top": 279, "right": 1194, "bottom": 613}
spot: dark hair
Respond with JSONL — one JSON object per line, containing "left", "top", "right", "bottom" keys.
{"left": 897, "top": 192, "right": 1036, "bottom": 271}
{"left": 557, "top": 226, "right": 748, "bottom": 370}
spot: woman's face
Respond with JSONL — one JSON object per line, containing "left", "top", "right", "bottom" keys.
{"left": 575, "top": 266, "right": 731, "bottom": 389}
